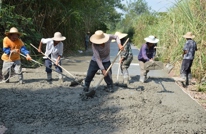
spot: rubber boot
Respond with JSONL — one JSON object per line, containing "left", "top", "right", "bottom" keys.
{"left": 139, "top": 75, "right": 145, "bottom": 83}
{"left": 185, "top": 73, "right": 190, "bottom": 86}
{"left": 83, "top": 82, "right": 89, "bottom": 92}
{"left": 18, "top": 74, "right": 24, "bottom": 84}
{"left": 58, "top": 74, "right": 63, "bottom": 83}
{"left": 188, "top": 73, "right": 192, "bottom": 85}
{"left": 47, "top": 73, "right": 52, "bottom": 81}
{"left": 105, "top": 85, "right": 114, "bottom": 93}
{"left": 123, "top": 69, "right": 129, "bottom": 86}
{"left": 123, "top": 76, "right": 129, "bottom": 86}
{"left": 3, "top": 73, "right": 9, "bottom": 83}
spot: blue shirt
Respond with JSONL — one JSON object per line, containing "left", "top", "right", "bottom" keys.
{"left": 138, "top": 43, "right": 155, "bottom": 62}
{"left": 183, "top": 39, "right": 197, "bottom": 60}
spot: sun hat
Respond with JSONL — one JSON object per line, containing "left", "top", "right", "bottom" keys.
{"left": 5, "top": 27, "right": 21, "bottom": 36}
{"left": 90, "top": 30, "right": 109, "bottom": 44}
{"left": 52, "top": 32, "right": 66, "bottom": 41}
{"left": 183, "top": 32, "right": 195, "bottom": 38}
{"left": 115, "top": 31, "right": 128, "bottom": 39}
{"left": 144, "top": 35, "right": 159, "bottom": 43}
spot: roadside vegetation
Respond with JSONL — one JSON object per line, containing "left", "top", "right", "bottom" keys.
{"left": 0, "top": 0, "right": 123, "bottom": 55}
{"left": 116, "top": 0, "right": 206, "bottom": 92}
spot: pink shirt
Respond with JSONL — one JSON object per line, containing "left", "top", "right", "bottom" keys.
{"left": 91, "top": 34, "right": 121, "bottom": 70}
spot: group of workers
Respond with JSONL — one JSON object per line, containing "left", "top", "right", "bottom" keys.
{"left": 1, "top": 27, "right": 197, "bottom": 92}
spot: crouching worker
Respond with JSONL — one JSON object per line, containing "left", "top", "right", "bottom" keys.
{"left": 38, "top": 32, "right": 66, "bottom": 82}
{"left": 1, "top": 27, "right": 32, "bottom": 84}
{"left": 138, "top": 35, "right": 159, "bottom": 83}
{"left": 83, "top": 30, "right": 124, "bottom": 93}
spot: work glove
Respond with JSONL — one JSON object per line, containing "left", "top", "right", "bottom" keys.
{"left": 11, "top": 49, "right": 20, "bottom": 53}
{"left": 26, "top": 55, "right": 32, "bottom": 61}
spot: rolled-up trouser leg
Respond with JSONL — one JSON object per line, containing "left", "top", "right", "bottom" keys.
{"left": 45, "top": 59, "right": 52, "bottom": 73}
{"left": 122, "top": 67, "right": 129, "bottom": 78}
{"left": 84, "top": 60, "right": 99, "bottom": 88}
{"left": 45, "top": 59, "right": 53, "bottom": 80}
{"left": 181, "top": 59, "right": 193, "bottom": 85}
{"left": 55, "top": 61, "right": 63, "bottom": 82}
{"left": 103, "top": 61, "right": 113, "bottom": 87}
{"left": 139, "top": 61, "right": 149, "bottom": 82}
{"left": 122, "top": 68, "right": 129, "bottom": 84}
{"left": 14, "top": 60, "right": 23, "bottom": 83}
{"left": 2, "top": 61, "right": 13, "bottom": 82}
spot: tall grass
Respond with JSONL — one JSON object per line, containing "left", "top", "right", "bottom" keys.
{"left": 133, "top": 0, "right": 206, "bottom": 82}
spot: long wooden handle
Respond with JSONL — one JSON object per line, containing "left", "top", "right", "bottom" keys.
{"left": 95, "top": 38, "right": 129, "bottom": 89}
{"left": 30, "top": 43, "right": 77, "bottom": 79}
{"left": 116, "top": 55, "right": 121, "bottom": 82}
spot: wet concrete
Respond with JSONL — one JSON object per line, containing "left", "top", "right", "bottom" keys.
{"left": 0, "top": 43, "right": 205, "bottom": 134}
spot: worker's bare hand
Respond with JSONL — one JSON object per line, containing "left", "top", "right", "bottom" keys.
{"left": 26, "top": 55, "right": 32, "bottom": 61}
{"left": 101, "top": 69, "right": 107, "bottom": 77}
{"left": 11, "top": 49, "right": 20, "bottom": 53}
{"left": 149, "top": 59, "right": 154, "bottom": 63}
{"left": 119, "top": 46, "right": 124, "bottom": 51}
{"left": 38, "top": 48, "right": 42, "bottom": 53}
{"left": 120, "top": 58, "right": 124, "bottom": 63}
{"left": 55, "top": 60, "right": 59, "bottom": 66}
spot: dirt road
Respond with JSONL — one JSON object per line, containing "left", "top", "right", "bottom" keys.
{"left": 0, "top": 49, "right": 206, "bottom": 134}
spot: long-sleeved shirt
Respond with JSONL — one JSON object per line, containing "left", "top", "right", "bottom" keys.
{"left": 120, "top": 42, "right": 133, "bottom": 59}
{"left": 138, "top": 43, "right": 155, "bottom": 62}
{"left": 1, "top": 37, "right": 29, "bottom": 61}
{"left": 183, "top": 39, "right": 197, "bottom": 60}
{"left": 41, "top": 38, "right": 63, "bottom": 62}
{"left": 91, "top": 34, "right": 121, "bottom": 70}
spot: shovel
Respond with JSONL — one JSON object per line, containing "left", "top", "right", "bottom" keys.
{"left": 30, "top": 43, "right": 84, "bottom": 86}
{"left": 20, "top": 53, "right": 80, "bottom": 82}
{"left": 116, "top": 55, "right": 121, "bottom": 82}
{"left": 144, "top": 61, "right": 164, "bottom": 70}
{"left": 84, "top": 38, "right": 129, "bottom": 98}
{"left": 165, "top": 55, "right": 182, "bottom": 73}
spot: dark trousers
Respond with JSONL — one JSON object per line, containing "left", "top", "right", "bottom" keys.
{"left": 85, "top": 60, "right": 113, "bottom": 87}
{"left": 181, "top": 59, "right": 193, "bottom": 85}
{"left": 85, "top": 41, "right": 89, "bottom": 51}
{"left": 45, "top": 59, "right": 62, "bottom": 73}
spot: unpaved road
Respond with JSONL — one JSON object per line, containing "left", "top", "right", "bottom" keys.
{"left": 0, "top": 48, "right": 206, "bottom": 134}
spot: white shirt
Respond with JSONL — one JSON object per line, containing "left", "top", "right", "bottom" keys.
{"left": 41, "top": 38, "right": 63, "bottom": 61}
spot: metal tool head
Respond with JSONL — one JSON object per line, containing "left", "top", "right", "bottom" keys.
{"left": 85, "top": 89, "right": 96, "bottom": 98}
{"left": 165, "top": 63, "right": 174, "bottom": 73}
{"left": 70, "top": 78, "right": 84, "bottom": 87}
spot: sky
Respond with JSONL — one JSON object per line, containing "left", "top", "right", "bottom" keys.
{"left": 145, "top": 0, "right": 176, "bottom": 12}
{"left": 120, "top": 0, "right": 177, "bottom": 12}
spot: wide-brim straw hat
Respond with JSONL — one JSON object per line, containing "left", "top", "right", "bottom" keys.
{"left": 5, "top": 27, "right": 21, "bottom": 36}
{"left": 183, "top": 32, "right": 195, "bottom": 38}
{"left": 52, "top": 32, "right": 66, "bottom": 41}
{"left": 90, "top": 30, "right": 109, "bottom": 44}
{"left": 144, "top": 35, "right": 159, "bottom": 43}
{"left": 115, "top": 31, "right": 128, "bottom": 39}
